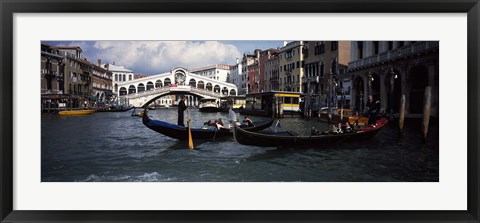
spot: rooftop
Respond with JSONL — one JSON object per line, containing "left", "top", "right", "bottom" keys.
{"left": 190, "top": 64, "right": 232, "bottom": 72}
{"left": 101, "top": 63, "right": 133, "bottom": 73}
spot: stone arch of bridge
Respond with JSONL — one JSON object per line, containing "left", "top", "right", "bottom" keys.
{"left": 142, "top": 91, "right": 208, "bottom": 108}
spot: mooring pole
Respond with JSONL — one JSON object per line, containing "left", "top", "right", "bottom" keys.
{"left": 399, "top": 94, "right": 405, "bottom": 134}
{"left": 422, "top": 86, "right": 432, "bottom": 142}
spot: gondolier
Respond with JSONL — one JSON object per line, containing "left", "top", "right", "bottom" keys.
{"left": 178, "top": 95, "right": 188, "bottom": 127}
{"left": 366, "top": 95, "right": 380, "bottom": 126}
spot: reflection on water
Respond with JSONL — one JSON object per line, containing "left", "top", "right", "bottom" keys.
{"left": 41, "top": 108, "right": 438, "bottom": 182}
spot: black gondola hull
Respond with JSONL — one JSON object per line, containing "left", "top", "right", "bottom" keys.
{"left": 142, "top": 110, "right": 273, "bottom": 140}
{"left": 233, "top": 118, "right": 389, "bottom": 147}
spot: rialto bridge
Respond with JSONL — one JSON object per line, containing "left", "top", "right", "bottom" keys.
{"left": 116, "top": 67, "right": 238, "bottom": 107}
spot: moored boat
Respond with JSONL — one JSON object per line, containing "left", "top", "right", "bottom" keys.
{"left": 142, "top": 109, "right": 274, "bottom": 140}
{"left": 58, "top": 109, "right": 95, "bottom": 115}
{"left": 233, "top": 118, "right": 388, "bottom": 147}
{"left": 199, "top": 98, "right": 220, "bottom": 113}
{"left": 219, "top": 95, "right": 246, "bottom": 112}
{"left": 131, "top": 108, "right": 144, "bottom": 117}
{"left": 96, "top": 106, "right": 134, "bottom": 112}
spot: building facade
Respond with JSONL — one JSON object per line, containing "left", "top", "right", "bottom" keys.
{"left": 92, "top": 60, "right": 113, "bottom": 106}
{"left": 190, "top": 64, "right": 232, "bottom": 83}
{"left": 264, "top": 52, "right": 280, "bottom": 92}
{"left": 241, "top": 53, "right": 257, "bottom": 95}
{"left": 247, "top": 62, "right": 259, "bottom": 93}
{"left": 41, "top": 44, "right": 65, "bottom": 110}
{"left": 106, "top": 63, "right": 134, "bottom": 94}
{"left": 348, "top": 41, "right": 439, "bottom": 116}
{"left": 57, "top": 46, "right": 93, "bottom": 108}
{"left": 278, "top": 41, "right": 304, "bottom": 92}
{"left": 258, "top": 48, "right": 280, "bottom": 93}
{"left": 228, "top": 58, "right": 243, "bottom": 94}
{"left": 228, "top": 54, "right": 257, "bottom": 95}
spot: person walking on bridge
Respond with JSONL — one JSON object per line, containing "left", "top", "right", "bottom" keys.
{"left": 178, "top": 95, "right": 188, "bottom": 127}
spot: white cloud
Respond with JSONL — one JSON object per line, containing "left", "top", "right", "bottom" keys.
{"left": 88, "top": 41, "right": 241, "bottom": 74}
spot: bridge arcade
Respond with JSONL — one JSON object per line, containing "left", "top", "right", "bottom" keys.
{"left": 117, "top": 67, "right": 238, "bottom": 107}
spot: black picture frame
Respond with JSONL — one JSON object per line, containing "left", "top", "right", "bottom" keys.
{"left": 1, "top": 0, "right": 479, "bottom": 222}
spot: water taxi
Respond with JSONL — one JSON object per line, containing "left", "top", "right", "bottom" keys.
{"left": 199, "top": 98, "right": 220, "bottom": 113}
{"left": 219, "top": 95, "right": 246, "bottom": 112}
{"left": 240, "top": 91, "right": 303, "bottom": 117}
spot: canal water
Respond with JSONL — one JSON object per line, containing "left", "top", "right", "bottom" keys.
{"left": 41, "top": 108, "right": 439, "bottom": 182}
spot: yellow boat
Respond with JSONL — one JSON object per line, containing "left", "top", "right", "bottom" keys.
{"left": 58, "top": 110, "right": 95, "bottom": 115}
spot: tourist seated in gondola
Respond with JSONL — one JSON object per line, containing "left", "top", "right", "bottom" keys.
{"left": 311, "top": 126, "right": 321, "bottom": 136}
{"left": 240, "top": 116, "right": 254, "bottom": 128}
{"left": 328, "top": 123, "right": 344, "bottom": 134}
{"left": 344, "top": 122, "right": 354, "bottom": 133}
{"left": 209, "top": 120, "right": 219, "bottom": 129}
{"left": 216, "top": 118, "right": 227, "bottom": 129}
{"left": 202, "top": 120, "right": 217, "bottom": 130}
{"left": 337, "top": 123, "right": 344, "bottom": 134}
{"left": 329, "top": 125, "right": 338, "bottom": 134}
{"left": 202, "top": 120, "right": 211, "bottom": 128}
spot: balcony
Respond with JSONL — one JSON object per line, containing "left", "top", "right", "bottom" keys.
{"left": 348, "top": 41, "right": 439, "bottom": 70}
{"left": 41, "top": 69, "right": 62, "bottom": 78}
{"left": 41, "top": 89, "right": 64, "bottom": 95}
{"left": 270, "top": 77, "right": 279, "bottom": 82}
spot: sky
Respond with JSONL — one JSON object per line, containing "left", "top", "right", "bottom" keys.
{"left": 42, "top": 40, "right": 284, "bottom": 74}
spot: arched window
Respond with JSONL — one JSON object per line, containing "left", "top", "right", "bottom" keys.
{"left": 213, "top": 85, "right": 220, "bottom": 93}
{"left": 119, "top": 87, "right": 127, "bottom": 95}
{"left": 146, "top": 81, "right": 154, "bottom": 90}
{"left": 123, "top": 74, "right": 126, "bottom": 82}
{"left": 206, "top": 83, "right": 213, "bottom": 91}
{"left": 189, "top": 79, "right": 196, "bottom": 87}
{"left": 128, "top": 85, "right": 136, "bottom": 94}
{"left": 222, "top": 87, "right": 228, "bottom": 95}
{"left": 197, "top": 81, "right": 204, "bottom": 89}
{"left": 229, "top": 89, "right": 237, "bottom": 96}
{"left": 164, "top": 78, "right": 172, "bottom": 86}
{"left": 155, "top": 80, "right": 163, "bottom": 88}
{"left": 138, "top": 83, "right": 145, "bottom": 92}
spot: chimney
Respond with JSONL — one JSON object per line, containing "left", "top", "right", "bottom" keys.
{"left": 105, "top": 63, "right": 110, "bottom": 70}
{"left": 283, "top": 41, "right": 288, "bottom": 47}
{"left": 112, "top": 61, "right": 115, "bottom": 65}
{"left": 236, "top": 58, "right": 239, "bottom": 64}
{"left": 255, "top": 49, "right": 261, "bottom": 58}
{"left": 97, "top": 59, "right": 101, "bottom": 67}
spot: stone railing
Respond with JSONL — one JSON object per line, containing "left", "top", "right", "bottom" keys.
{"left": 348, "top": 41, "right": 439, "bottom": 70}
{"left": 120, "top": 85, "right": 227, "bottom": 99}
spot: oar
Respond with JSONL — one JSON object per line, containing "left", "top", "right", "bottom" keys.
{"left": 349, "top": 115, "right": 367, "bottom": 127}
{"left": 187, "top": 108, "right": 194, "bottom": 150}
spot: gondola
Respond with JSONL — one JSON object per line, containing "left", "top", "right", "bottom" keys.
{"left": 96, "top": 106, "right": 134, "bottom": 112}
{"left": 142, "top": 109, "right": 274, "bottom": 140}
{"left": 233, "top": 118, "right": 389, "bottom": 147}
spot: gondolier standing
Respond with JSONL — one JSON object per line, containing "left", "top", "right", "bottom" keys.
{"left": 178, "top": 95, "right": 188, "bottom": 127}
{"left": 365, "top": 95, "right": 380, "bottom": 126}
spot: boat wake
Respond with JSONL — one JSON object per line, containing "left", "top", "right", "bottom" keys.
{"left": 81, "top": 172, "right": 177, "bottom": 182}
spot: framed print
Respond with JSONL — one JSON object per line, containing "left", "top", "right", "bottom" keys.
{"left": 1, "top": 0, "right": 479, "bottom": 222}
